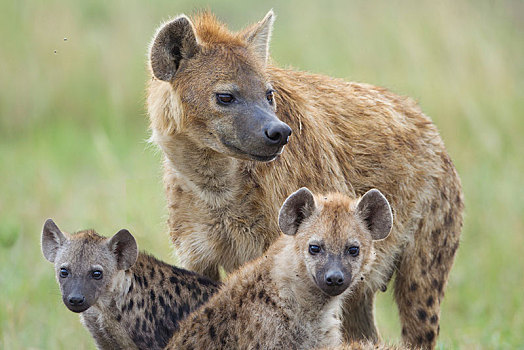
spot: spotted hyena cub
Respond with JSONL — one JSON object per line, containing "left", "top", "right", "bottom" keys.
{"left": 41, "top": 219, "right": 219, "bottom": 350}
{"left": 165, "top": 188, "right": 392, "bottom": 349}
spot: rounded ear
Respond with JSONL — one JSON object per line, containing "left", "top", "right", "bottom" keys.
{"left": 149, "top": 15, "right": 200, "bottom": 81}
{"left": 242, "top": 9, "right": 275, "bottom": 64}
{"left": 356, "top": 189, "right": 393, "bottom": 241}
{"left": 278, "top": 187, "right": 316, "bottom": 235}
{"left": 42, "top": 219, "right": 66, "bottom": 263}
{"left": 107, "top": 229, "right": 138, "bottom": 270}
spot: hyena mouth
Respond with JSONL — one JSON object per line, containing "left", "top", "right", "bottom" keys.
{"left": 221, "top": 140, "right": 284, "bottom": 162}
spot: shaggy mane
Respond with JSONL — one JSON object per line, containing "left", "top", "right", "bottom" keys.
{"left": 190, "top": 11, "right": 246, "bottom": 46}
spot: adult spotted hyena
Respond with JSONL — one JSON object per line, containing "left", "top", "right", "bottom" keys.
{"left": 146, "top": 11, "right": 463, "bottom": 349}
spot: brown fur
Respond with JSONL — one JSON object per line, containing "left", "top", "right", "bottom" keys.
{"left": 147, "top": 11, "right": 464, "bottom": 349}
{"left": 321, "top": 341, "right": 412, "bottom": 350}
{"left": 165, "top": 191, "right": 390, "bottom": 349}
{"left": 41, "top": 220, "right": 219, "bottom": 350}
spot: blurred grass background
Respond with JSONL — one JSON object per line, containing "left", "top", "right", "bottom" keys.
{"left": 1, "top": 0, "right": 522, "bottom": 348}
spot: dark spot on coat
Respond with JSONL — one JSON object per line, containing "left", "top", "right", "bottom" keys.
{"left": 152, "top": 304, "right": 157, "bottom": 316}
{"left": 410, "top": 283, "right": 418, "bottom": 292}
{"left": 150, "top": 290, "right": 156, "bottom": 302}
{"left": 426, "top": 296, "right": 434, "bottom": 307}
{"left": 426, "top": 330, "right": 435, "bottom": 342}
{"left": 202, "top": 291, "right": 209, "bottom": 302}
{"left": 170, "top": 276, "right": 178, "bottom": 284}
{"left": 127, "top": 299, "right": 134, "bottom": 311}
{"left": 116, "top": 314, "right": 122, "bottom": 322}
{"left": 150, "top": 267, "right": 155, "bottom": 279}
{"left": 178, "top": 303, "right": 189, "bottom": 317}
{"left": 143, "top": 276, "right": 149, "bottom": 289}
{"left": 417, "top": 309, "right": 427, "bottom": 321}
{"left": 197, "top": 276, "right": 216, "bottom": 287}
{"left": 444, "top": 211, "right": 454, "bottom": 227}
{"left": 438, "top": 281, "right": 443, "bottom": 293}
{"left": 220, "top": 331, "right": 228, "bottom": 345}
{"left": 209, "top": 325, "right": 216, "bottom": 339}
{"left": 402, "top": 327, "right": 407, "bottom": 336}
{"left": 134, "top": 273, "right": 143, "bottom": 287}
{"left": 175, "top": 285, "right": 181, "bottom": 295}
{"left": 430, "top": 315, "right": 438, "bottom": 324}
{"left": 204, "top": 307, "right": 214, "bottom": 319}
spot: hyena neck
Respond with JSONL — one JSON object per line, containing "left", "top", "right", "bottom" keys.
{"left": 154, "top": 130, "right": 243, "bottom": 208}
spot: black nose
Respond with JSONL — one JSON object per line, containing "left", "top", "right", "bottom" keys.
{"left": 325, "top": 270, "right": 345, "bottom": 286}
{"left": 264, "top": 122, "right": 292, "bottom": 146}
{"left": 69, "top": 295, "right": 85, "bottom": 306}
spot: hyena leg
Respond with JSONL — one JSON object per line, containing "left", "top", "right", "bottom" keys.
{"left": 394, "top": 207, "right": 462, "bottom": 349}
{"left": 341, "top": 288, "right": 379, "bottom": 343}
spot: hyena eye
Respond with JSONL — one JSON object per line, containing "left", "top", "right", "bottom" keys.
{"left": 309, "top": 244, "right": 321, "bottom": 255}
{"left": 216, "top": 93, "right": 235, "bottom": 105}
{"left": 266, "top": 90, "right": 274, "bottom": 104}
{"left": 59, "top": 268, "right": 69, "bottom": 278}
{"left": 348, "top": 246, "right": 360, "bottom": 257}
{"left": 92, "top": 270, "right": 103, "bottom": 280}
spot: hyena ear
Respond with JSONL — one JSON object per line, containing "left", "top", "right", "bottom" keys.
{"left": 242, "top": 9, "right": 275, "bottom": 64}
{"left": 149, "top": 15, "right": 200, "bottom": 82}
{"left": 42, "top": 219, "right": 67, "bottom": 263}
{"left": 356, "top": 189, "right": 393, "bottom": 241}
{"left": 279, "top": 187, "right": 316, "bottom": 235}
{"left": 107, "top": 229, "right": 138, "bottom": 270}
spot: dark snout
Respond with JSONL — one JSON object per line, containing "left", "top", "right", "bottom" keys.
{"left": 263, "top": 121, "right": 292, "bottom": 147}
{"left": 229, "top": 104, "right": 293, "bottom": 162}
{"left": 64, "top": 292, "right": 90, "bottom": 313}
{"left": 317, "top": 264, "right": 351, "bottom": 297}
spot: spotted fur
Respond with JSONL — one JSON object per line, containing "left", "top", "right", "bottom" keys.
{"left": 165, "top": 191, "right": 390, "bottom": 349}
{"left": 147, "top": 11, "right": 464, "bottom": 349}
{"left": 41, "top": 220, "right": 219, "bottom": 350}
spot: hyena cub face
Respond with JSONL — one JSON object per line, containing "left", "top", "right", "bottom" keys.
{"left": 149, "top": 11, "right": 291, "bottom": 162}
{"left": 41, "top": 219, "right": 137, "bottom": 313}
{"left": 279, "top": 188, "right": 393, "bottom": 297}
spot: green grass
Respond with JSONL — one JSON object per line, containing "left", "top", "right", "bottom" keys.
{"left": 1, "top": 0, "right": 523, "bottom": 348}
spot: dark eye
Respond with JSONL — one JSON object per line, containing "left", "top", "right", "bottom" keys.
{"left": 216, "top": 93, "right": 235, "bottom": 105}
{"left": 59, "top": 268, "right": 69, "bottom": 278}
{"left": 309, "top": 244, "right": 321, "bottom": 255}
{"left": 266, "top": 90, "right": 274, "bottom": 104}
{"left": 92, "top": 270, "right": 103, "bottom": 280}
{"left": 348, "top": 246, "right": 360, "bottom": 257}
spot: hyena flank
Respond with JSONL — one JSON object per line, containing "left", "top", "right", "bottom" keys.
{"left": 165, "top": 188, "right": 392, "bottom": 349}
{"left": 146, "top": 10, "right": 463, "bottom": 349}
{"left": 41, "top": 219, "right": 219, "bottom": 350}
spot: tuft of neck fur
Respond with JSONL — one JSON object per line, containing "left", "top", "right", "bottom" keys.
{"left": 154, "top": 130, "right": 241, "bottom": 208}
